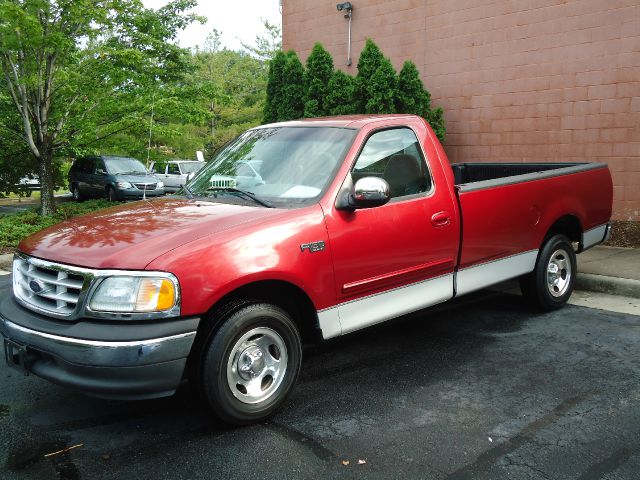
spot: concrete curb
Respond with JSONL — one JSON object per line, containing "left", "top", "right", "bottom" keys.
{"left": 575, "top": 273, "right": 640, "bottom": 299}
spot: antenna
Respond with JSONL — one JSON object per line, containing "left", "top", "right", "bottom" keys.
{"left": 144, "top": 93, "right": 155, "bottom": 201}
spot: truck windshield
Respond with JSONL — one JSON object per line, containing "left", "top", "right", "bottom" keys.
{"left": 185, "top": 127, "right": 356, "bottom": 207}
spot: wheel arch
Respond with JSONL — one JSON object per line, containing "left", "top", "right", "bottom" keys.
{"left": 543, "top": 214, "right": 582, "bottom": 246}
{"left": 196, "top": 279, "right": 323, "bottom": 346}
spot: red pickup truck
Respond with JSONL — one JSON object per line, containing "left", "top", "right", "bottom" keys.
{"left": 1, "top": 115, "right": 612, "bottom": 424}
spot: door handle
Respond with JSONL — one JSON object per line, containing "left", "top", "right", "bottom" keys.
{"left": 431, "top": 211, "right": 451, "bottom": 227}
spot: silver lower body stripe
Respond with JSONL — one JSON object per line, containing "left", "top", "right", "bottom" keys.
{"left": 318, "top": 274, "right": 454, "bottom": 339}
{"left": 455, "top": 249, "right": 538, "bottom": 297}
{"left": 582, "top": 223, "right": 609, "bottom": 251}
{"left": 317, "top": 249, "right": 542, "bottom": 340}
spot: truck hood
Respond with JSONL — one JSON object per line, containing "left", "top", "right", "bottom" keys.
{"left": 19, "top": 198, "right": 284, "bottom": 269}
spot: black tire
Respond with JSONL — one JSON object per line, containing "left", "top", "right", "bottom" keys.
{"left": 71, "top": 184, "right": 83, "bottom": 202}
{"left": 106, "top": 186, "right": 117, "bottom": 202}
{"left": 520, "top": 234, "right": 576, "bottom": 311}
{"left": 198, "top": 302, "right": 302, "bottom": 425}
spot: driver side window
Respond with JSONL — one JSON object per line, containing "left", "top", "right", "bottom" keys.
{"left": 352, "top": 128, "right": 431, "bottom": 199}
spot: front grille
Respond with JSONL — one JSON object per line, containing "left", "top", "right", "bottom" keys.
{"left": 209, "top": 178, "right": 236, "bottom": 188}
{"left": 133, "top": 183, "right": 156, "bottom": 190}
{"left": 13, "top": 256, "right": 88, "bottom": 317}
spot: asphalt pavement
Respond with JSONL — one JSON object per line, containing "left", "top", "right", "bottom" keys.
{"left": 0, "top": 275, "right": 638, "bottom": 479}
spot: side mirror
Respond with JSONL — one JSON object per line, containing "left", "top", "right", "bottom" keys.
{"left": 338, "top": 176, "right": 390, "bottom": 210}
{"left": 96, "top": 169, "right": 106, "bottom": 175}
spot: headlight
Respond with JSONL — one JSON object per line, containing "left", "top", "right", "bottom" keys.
{"left": 157, "top": 181, "right": 164, "bottom": 188}
{"left": 116, "top": 181, "right": 132, "bottom": 189}
{"left": 89, "top": 276, "right": 178, "bottom": 313}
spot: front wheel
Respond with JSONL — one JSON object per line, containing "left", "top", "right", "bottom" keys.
{"left": 71, "top": 184, "right": 83, "bottom": 202}
{"left": 106, "top": 186, "right": 117, "bottom": 202}
{"left": 199, "top": 302, "right": 302, "bottom": 425}
{"left": 520, "top": 234, "right": 576, "bottom": 311}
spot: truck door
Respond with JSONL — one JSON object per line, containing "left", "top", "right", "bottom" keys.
{"left": 324, "top": 127, "right": 459, "bottom": 335}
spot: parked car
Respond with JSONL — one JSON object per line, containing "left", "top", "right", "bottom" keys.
{"left": 150, "top": 160, "right": 206, "bottom": 193}
{"left": 68, "top": 155, "right": 164, "bottom": 201}
{"left": 16, "top": 174, "right": 41, "bottom": 190}
{"left": 2, "top": 115, "right": 612, "bottom": 425}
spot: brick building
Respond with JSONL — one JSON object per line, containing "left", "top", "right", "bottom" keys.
{"left": 282, "top": 0, "right": 640, "bottom": 220}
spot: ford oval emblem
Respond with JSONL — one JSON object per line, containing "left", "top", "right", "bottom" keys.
{"left": 29, "top": 279, "right": 44, "bottom": 293}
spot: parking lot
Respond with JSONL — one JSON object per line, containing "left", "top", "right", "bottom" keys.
{"left": 1, "top": 275, "right": 638, "bottom": 480}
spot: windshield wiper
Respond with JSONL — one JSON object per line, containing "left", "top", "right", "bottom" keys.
{"left": 118, "top": 171, "right": 147, "bottom": 175}
{"left": 207, "top": 187, "right": 273, "bottom": 208}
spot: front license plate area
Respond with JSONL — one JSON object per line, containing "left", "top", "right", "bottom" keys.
{"left": 3, "top": 338, "right": 30, "bottom": 375}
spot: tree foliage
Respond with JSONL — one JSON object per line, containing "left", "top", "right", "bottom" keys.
{"left": 263, "top": 39, "right": 446, "bottom": 141}
{"left": 0, "top": 0, "right": 203, "bottom": 214}
{"left": 263, "top": 50, "right": 287, "bottom": 124}
{"left": 303, "top": 43, "right": 333, "bottom": 118}
{"left": 355, "top": 39, "right": 385, "bottom": 111}
{"left": 396, "top": 61, "right": 430, "bottom": 118}
{"left": 241, "top": 19, "right": 282, "bottom": 62}
{"left": 324, "top": 70, "right": 357, "bottom": 115}
{"left": 364, "top": 57, "right": 397, "bottom": 114}
{"left": 278, "top": 51, "right": 305, "bottom": 121}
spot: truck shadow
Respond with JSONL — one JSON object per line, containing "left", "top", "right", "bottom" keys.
{"left": 4, "top": 289, "right": 537, "bottom": 476}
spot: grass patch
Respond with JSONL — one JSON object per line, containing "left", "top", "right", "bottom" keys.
{"left": 0, "top": 199, "right": 113, "bottom": 254}
{"left": 0, "top": 188, "right": 69, "bottom": 203}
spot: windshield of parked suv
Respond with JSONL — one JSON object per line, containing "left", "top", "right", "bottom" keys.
{"left": 105, "top": 157, "right": 147, "bottom": 175}
{"left": 185, "top": 127, "right": 356, "bottom": 207}
{"left": 180, "top": 162, "right": 205, "bottom": 174}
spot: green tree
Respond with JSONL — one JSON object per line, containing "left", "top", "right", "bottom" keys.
{"left": 303, "top": 43, "right": 333, "bottom": 118}
{"left": 355, "top": 39, "right": 385, "bottom": 111}
{"left": 365, "top": 58, "right": 397, "bottom": 114}
{"left": 241, "top": 19, "right": 282, "bottom": 62}
{"left": 278, "top": 51, "right": 305, "bottom": 121}
{"left": 263, "top": 50, "right": 287, "bottom": 123}
{"left": 324, "top": 70, "right": 357, "bottom": 115}
{"left": 395, "top": 61, "right": 446, "bottom": 141}
{"left": 0, "top": 0, "right": 202, "bottom": 215}
{"left": 429, "top": 107, "right": 446, "bottom": 143}
{"left": 396, "top": 61, "right": 430, "bottom": 118}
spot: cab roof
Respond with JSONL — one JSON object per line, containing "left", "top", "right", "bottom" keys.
{"left": 257, "top": 114, "right": 420, "bottom": 130}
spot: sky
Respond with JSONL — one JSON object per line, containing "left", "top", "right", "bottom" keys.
{"left": 142, "top": 0, "right": 282, "bottom": 51}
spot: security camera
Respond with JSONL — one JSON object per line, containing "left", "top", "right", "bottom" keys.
{"left": 336, "top": 2, "right": 352, "bottom": 12}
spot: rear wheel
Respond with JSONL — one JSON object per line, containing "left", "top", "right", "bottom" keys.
{"left": 198, "top": 302, "right": 302, "bottom": 425}
{"left": 520, "top": 234, "right": 576, "bottom": 311}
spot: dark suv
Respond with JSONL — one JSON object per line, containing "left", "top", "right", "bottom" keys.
{"left": 69, "top": 155, "right": 165, "bottom": 201}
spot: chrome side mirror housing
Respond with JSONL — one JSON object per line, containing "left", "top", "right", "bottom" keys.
{"left": 337, "top": 176, "right": 390, "bottom": 210}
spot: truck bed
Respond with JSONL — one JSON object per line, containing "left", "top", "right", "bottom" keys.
{"left": 451, "top": 160, "right": 611, "bottom": 277}
{"left": 452, "top": 162, "right": 603, "bottom": 191}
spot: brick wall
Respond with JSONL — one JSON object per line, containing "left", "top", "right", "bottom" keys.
{"left": 282, "top": 0, "right": 640, "bottom": 220}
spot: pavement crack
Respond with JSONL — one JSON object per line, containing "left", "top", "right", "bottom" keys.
{"left": 264, "top": 421, "right": 336, "bottom": 461}
{"left": 443, "top": 390, "right": 598, "bottom": 480}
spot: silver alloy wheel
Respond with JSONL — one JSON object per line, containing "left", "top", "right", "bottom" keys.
{"left": 226, "top": 327, "right": 288, "bottom": 404}
{"left": 546, "top": 248, "right": 572, "bottom": 297}
{"left": 72, "top": 186, "right": 79, "bottom": 200}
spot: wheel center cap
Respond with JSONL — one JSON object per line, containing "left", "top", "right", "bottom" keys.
{"left": 238, "top": 346, "right": 265, "bottom": 379}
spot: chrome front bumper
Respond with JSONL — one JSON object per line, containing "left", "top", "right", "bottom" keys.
{"left": 0, "top": 318, "right": 196, "bottom": 367}
{"left": 0, "top": 295, "right": 199, "bottom": 400}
